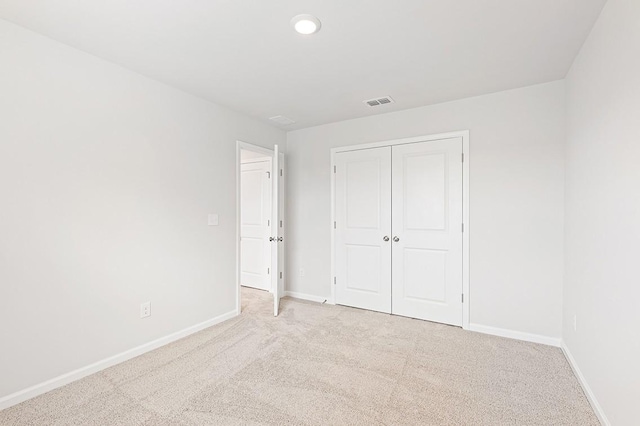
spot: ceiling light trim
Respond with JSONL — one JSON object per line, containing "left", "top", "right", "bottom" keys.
{"left": 291, "top": 14, "right": 322, "bottom": 35}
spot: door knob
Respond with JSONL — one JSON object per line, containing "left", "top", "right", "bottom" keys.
{"left": 393, "top": 236, "right": 400, "bottom": 242}
{"left": 277, "top": 237, "right": 283, "bottom": 242}
{"left": 269, "top": 237, "right": 276, "bottom": 242}
{"left": 383, "top": 236, "right": 390, "bottom": 242}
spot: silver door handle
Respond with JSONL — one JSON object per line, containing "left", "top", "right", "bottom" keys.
{"left": 269, "top": 237, "right": 276, "bottom": 242}
{"left": 277, "top": 237, "right": 283, "bottom": 242}
{"left": 383, "top": 236, "right": 390, "bottom": 242}
{"left": 393, "top": 236, "right": 400, "bottom": 242}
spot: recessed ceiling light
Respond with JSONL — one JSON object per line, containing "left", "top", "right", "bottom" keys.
{"left": 291, "top": 14, "right": 322, "bottom": 35}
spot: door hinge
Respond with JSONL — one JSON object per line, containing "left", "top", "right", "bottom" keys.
{"left": 462, "top": 223, "right": 464, "bottom": 232}
{"left": 333, "top": 165, "right": 336, "bottom": 173}
{"left": 280, "top": 169, "right": 283, "bottom": 177}
{"left": 280, "top": 220, "right": 283, "bottom": 228}
{"left": 461, "top": 153, "right": 464, "bottom": 163}
{"left": 280, "top": 272, "right": 283, "bottom": 279}
{"left": 334, "top": 277, "right": 336, "bottom": 285}
{"left": 461, "top": 293, "right": 464, "bottom": 303}
{"left": 334, "top": 221, "right": 336, "bottom": 229}
{"left": 267, "top": 267, "right": 270, "bottom": 275}
{"left": 266, "top": 171, "right": 271, "bottom": 179}
{"left": 267, "top": 219, "right": 270, "bottom": 226}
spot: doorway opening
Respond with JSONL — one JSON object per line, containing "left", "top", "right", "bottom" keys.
{"left": 240, "top": 148, "right": 273, "bottom": 293}
{"left": 236, "top": 141, "right": 285, "bottom": 317}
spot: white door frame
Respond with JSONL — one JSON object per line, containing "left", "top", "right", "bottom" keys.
{"left": 236, "top": 140, "right": 275, "bottom": 315}
{"left": 330, "top": 130, "right": 470, "bottom": 329}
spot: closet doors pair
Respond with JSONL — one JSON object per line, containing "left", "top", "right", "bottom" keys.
{"left": 334, "top": 137, "right": 463, "bottom": 326}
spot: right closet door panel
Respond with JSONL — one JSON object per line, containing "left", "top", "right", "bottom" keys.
{"left": 391, "top": 138, "right": 463, "bottom": 326}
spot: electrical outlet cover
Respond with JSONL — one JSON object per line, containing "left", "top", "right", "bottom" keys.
{"left": 140, "top": 302, "right": 151, "bottom": 318}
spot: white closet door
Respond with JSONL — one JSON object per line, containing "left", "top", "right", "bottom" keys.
{"left": 335, "top": 147, "right": 392, "bottom": 313}
{"left": 391, "top": 138, "right": 463, "bottom": 326}
{"left": 241, "top": 159, "right": 271, "bottom": 291}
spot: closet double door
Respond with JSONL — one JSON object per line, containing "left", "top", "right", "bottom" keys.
{"left": 334, "top": 138, "right": 463, "bottom": 326}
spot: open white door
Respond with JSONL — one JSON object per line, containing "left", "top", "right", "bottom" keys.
{"left": 271, "top": 145, "right": 285, "bottom": 316}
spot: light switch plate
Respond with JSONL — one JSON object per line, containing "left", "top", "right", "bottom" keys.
{"left": 208, "top": 214, "right": 219, "bottom": 226}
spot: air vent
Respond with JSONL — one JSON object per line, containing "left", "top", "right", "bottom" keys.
{"left": 363, "top": 96, "right": 395, "bottom": 107}
{"left": 269, "top": 115, "right": 296, "bottom": 126}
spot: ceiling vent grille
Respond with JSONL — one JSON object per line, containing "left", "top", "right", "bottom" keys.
{"left": 269, "top": 115, "right": 296, "bottom": 126}
{"left": 364, "top": 96, "right": 394, "bottom": 107}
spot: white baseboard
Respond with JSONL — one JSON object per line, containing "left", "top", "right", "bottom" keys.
{"left": 561, "top": 341, "right": 609, "bottom": 426}
{"left": 284, "top": 291, "right": 328, "bottom": 304}
{"left": 0, "top": 309, "right": 238, "bottom": 411}
{"left": 468, "top": 323, "right": 561, "bottom": 347}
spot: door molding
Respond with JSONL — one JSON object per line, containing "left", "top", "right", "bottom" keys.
{"left": 330, "top": 130, "right": 470, "bottom": 329}
{"left": 236, "top": 141, "right": 274, "bottom": 315}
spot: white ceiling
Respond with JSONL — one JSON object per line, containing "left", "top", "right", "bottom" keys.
{"left": 0, "top": 1, "right": 606, "bottom": 130}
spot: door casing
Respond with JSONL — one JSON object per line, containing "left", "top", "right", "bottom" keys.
{"left": 330, "top": 130, "right": 470, "bottom": 329}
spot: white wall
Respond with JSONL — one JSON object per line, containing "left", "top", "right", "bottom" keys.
{"left": 0, "top": 19, "right": 285, "bottom": 401}
{"left": 563, "top": 0, "right": 640, "bottom": 424}
{"left": 286, "top": 81, "right": 566, "bottom": 340}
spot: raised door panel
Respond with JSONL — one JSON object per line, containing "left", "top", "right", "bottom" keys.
{"left": 402, "top": 248, "right": 447, "bottom": 303}
{"left": 404, "top": 153, "right": 447, "bottom": 231}
{"left": 346, "top": 160, "right": 382, "bottom": 230}
{"left": 241, "top": 169, "right": 264, "bottom": 226}
{"left": 345, "top": 244, "right": 383, "bottom": 294}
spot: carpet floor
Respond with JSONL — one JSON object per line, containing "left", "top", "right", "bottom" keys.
{"left": 0, "top": 288, "right": 598, "bottom": 425}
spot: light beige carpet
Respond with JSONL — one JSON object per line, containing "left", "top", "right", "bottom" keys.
{"left": 1, "top": 288, "right": 598, "bottom": 425}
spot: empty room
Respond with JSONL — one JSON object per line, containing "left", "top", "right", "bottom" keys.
{"left": 0, "top": 1, "right": 638, "bottom": 425}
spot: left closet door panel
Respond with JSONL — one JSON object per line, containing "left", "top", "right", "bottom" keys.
{"left": 335, "top": 147, "right": 392, "bottom": 313}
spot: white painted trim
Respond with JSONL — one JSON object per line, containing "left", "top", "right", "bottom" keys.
{"left": 237, "top": 141, "right": 274, "bottom": 157}
{"left": 330, "top": 130, "right": 470, "bottom": 327}
{"left": 461, "top": 132, "right": 470, "bottom": 329}
{"left": 330, "top": 130, "right": 468, "bottom": 154}
{"left": 236, "top": 140, "right": 275, "bottom": 315}
{"left": 329, "top": 152, "right": 337, "bottom": 305}
{"left": 0, "top": 310, "right": 238, "bottom": 411}
{"left": 279, "top": 151, "right": 287, "bottom": 307}
{"left": 561, "top": 341, "right": 610, "bottom": 426}
{"left": 240, "top": 156, "right": 272, "bottom": 165}
{"left": 284, "top": 291, "right": 328, "bottom": 304}
{"left": 468, "top": 323, "right": 561, "bottom": 347}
